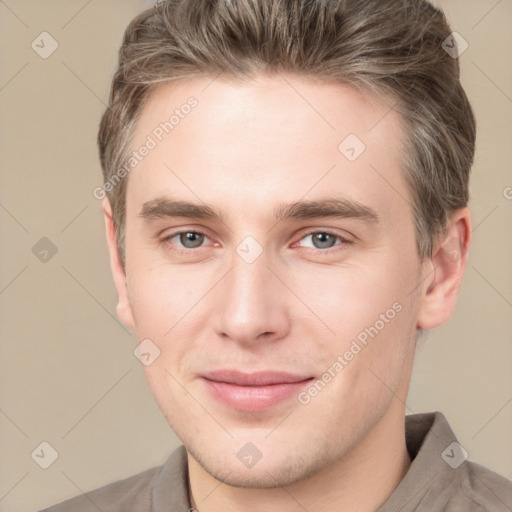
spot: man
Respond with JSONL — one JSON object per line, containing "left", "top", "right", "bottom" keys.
{"left": 42, "top": 0, "right": 512, "bottom": 510}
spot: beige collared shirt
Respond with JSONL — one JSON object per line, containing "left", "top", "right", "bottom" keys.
{"left": 39, "top": 412, "right": 512, "bottom": 511}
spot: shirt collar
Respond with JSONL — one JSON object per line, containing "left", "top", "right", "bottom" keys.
{"left": 151, "top": 411, "right": 463, "bottom": 511}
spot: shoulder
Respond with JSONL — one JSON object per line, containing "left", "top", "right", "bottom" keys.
{"left": 451, "top": 460, "right": 512, "bottom": 511}
{"left": 36, "top": 445, "right": 190, "bottom": 512}
{"left": 38, "top": 463, "right": 163, "bottom": 512}
{"left": 393, "top": 411, "right": 512, "bottom": 512}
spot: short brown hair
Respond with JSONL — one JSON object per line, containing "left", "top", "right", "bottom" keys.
{"left": 98, "top": 0, "right": 476, "bottom": 267}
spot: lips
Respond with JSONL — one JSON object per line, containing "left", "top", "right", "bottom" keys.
{"left": 201, "top": 370, "right": 314, "bottom": 412}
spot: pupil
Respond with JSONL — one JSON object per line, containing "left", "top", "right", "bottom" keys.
{"left": 314, "top": 233, "right": 335, "bottom": 248}
{"left": 181, "top": 232, "right": 203, "bottom": 248}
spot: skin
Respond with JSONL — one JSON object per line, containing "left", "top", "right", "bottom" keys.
{"left": 103, "top": 74, "right": 471, "bottom": 512}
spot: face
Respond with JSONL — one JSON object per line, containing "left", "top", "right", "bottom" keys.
{"left": 107, "top": 74, "right": 435, "bottom": 487}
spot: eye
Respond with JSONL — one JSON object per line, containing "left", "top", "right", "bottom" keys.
{"left": 163, "top": 230, "right": 210, "bottom": 250}
{"left": 160, "top": 229, "right": 351, "bottom": 255}
{"left": 296, "top": 231, "right": 351, "bottom": 251}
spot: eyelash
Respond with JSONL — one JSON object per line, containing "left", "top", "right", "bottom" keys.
{"left": 160, "top": 229, "right": 352, "bottom": 255}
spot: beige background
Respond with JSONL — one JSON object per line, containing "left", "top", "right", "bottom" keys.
{"left": 1, "top": 1, "right": 511, "bottom": 511}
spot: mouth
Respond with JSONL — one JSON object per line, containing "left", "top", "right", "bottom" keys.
{"left": 201, "top": 370, "right": 314, "bottom": 412}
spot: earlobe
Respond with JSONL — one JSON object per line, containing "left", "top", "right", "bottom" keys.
{"left": 416, "top": 207, "right": 472, "bottom": 331}
{"left": 102, "top": 197, "right": 135, "bottom": 330}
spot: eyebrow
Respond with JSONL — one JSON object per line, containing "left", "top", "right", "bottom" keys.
{"left": 139, "top": 196, "right": 379, "bottom": 225}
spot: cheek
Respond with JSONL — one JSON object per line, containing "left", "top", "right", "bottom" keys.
{"left": 126, "top": 262, "right": 201, "bottom": 334}
{"left": 295, "top": 255, "right": 419, "bottom": 383}
{"left": 140, "top": 359, "right": 193, "bottom": 433}
{"left": 292, "top": 263, "right": 403, "bottom": 338}
{"left": 126, "top": 263, "right": 216, "bottom": 379}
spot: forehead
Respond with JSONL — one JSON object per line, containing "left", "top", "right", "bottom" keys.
{"left": 135, "top": 74, "right": 399, "bottom": 151}
{"left": 126, "top": 73, "right": 411, "bottom": 229}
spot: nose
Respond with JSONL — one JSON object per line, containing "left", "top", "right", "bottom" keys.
{"left": 212, "top": 252, "right": 292, "bottom": 347}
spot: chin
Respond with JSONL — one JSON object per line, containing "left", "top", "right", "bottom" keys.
{"left": 187, "top": 438, "right": 334, "bottom": 489}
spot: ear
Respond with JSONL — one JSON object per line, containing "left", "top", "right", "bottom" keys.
{"left": 416, "top": 207, "right": 471, "bottom": 330}
{"left": 102, "top": 197, "right": 135, "bottom": 330}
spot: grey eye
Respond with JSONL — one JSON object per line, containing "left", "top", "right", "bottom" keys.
{"left": 302, "top": 232, "right": 339, "bottom": 249}
{"left": 178, "top": 232, "right": 205, "bottom": 248}
{"left": 313, "top": 233, "right": 337, "bottom": 249}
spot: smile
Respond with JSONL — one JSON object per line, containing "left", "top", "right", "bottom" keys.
{"left": 201, "top": 370, "right": 314, "bottom": 412}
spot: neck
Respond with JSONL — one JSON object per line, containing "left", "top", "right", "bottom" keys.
{"left": 187, "top": 406, "right": 412, "bottom": 512}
